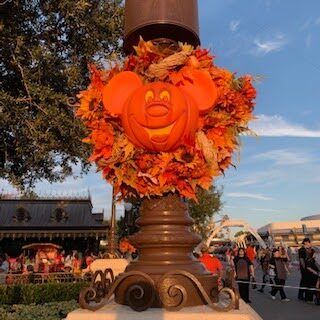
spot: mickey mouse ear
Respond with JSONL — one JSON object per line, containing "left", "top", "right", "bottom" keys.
{"left": 103, "top": 71, "right": 143, "bottom": 116}
{"left": 178, "top": 70, "right": 218, "bottom": 114}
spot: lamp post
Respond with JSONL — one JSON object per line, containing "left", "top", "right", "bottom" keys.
{"left": 79, "top": 0, "right": 238, "bottom": 312}
{"left": 107, "top": 187, "right": 118, "bottom": 258}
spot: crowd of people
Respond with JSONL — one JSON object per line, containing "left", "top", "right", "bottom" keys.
{"left": 0, "top": 238, "right": 137, "bottom": 285}
{"left": 0, "top": 249, "right": 99, "bottom": 284}
{"left": 197, "top": 237, "right": 320, "bottom": 305}
{"left": 1, "top": 237, "right": 319, "bottom": 306}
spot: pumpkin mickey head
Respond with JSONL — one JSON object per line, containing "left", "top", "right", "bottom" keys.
{"left": 103, "top": 70, "right": 218, "bottom": 152}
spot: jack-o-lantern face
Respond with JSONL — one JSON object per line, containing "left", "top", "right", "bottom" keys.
{"left": 103, "top": 70, "right": 218, "bottom": 152}
{"left": 121, "top": 82, "right": 199, "bottom": 151}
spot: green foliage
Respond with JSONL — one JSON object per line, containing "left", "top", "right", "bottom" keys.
{"left": 0, "top": 300, "right": 79, "bottom": 320}
{"left": 0, "top": 282, "right": 87, "bottom": 305}
{"left": 0, "top": 0, "right": 124, "bottom": 189}
{"left": 187, "top": 186, "right": 223, "bottom": 238}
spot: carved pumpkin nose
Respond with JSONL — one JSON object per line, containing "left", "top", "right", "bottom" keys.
{"left": 146, "top": 104, "right": 169, "bottom": 117}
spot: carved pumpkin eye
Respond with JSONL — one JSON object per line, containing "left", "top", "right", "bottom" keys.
{"left": 145, "top": 90, "right": 154, "bottom": 103}
{"left": 160, "top": 90, "right": 170, "bottom": 102}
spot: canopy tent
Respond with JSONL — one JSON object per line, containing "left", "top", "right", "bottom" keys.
{"left": 22, "top": 243, "right": 62, "bottom": 250}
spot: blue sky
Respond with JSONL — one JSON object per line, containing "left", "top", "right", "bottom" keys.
{"left": 199, "top": 0, "right": 320, "bottom": 227}
{"left": 1, "top": 0, "right": 320, "bottom": 228}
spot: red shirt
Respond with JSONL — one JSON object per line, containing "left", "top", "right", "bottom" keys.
{"left": 246, "top": 247, "right": 256, "bottom": 262}
{"left": 199, "top": 254, "right": 223, "bottom": 274}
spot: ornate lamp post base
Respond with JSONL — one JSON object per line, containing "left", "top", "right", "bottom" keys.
{"left": 80, "top": 195, "right": 237, "bottom": 311}
{"left": 116, "top": 194, "right": 219, "bottom": 308}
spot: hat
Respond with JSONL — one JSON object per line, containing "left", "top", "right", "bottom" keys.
{"left": 302, "top": 238, "right": 311, "bottom": 244}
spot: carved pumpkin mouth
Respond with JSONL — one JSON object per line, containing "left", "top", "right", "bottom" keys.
{"left": 143, "top": 122, "right": 176, "bottom": 142}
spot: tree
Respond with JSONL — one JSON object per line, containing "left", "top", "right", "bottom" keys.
{"left": 0, "top": 0, "right": 124, "bottom": 190}
{"left": 187, "top": 185, "right": 223, "bottom": 238}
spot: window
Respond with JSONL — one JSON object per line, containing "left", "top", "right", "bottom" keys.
{"left": 51, "top": 205, "right": 68, "bottom": 223}
{"left": 13, "top": 206, "right": 31, "bottom": 222}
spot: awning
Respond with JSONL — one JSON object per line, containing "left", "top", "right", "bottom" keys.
{"left": 22, "top": 243, "right": 62, "bottom": 250}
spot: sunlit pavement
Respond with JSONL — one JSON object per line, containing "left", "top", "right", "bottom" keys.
{"left": 249, "top": 268, "right": 319, "bottom": 320}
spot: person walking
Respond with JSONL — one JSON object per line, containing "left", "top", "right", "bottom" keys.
{"left": 258, "top": 247, "right": 273, "bottom": 293}
{"left": 232, "top": 247, "right": 255, "bottom": 303}
{"left": 269, "top": 248, "right": 290, "bottom": 302}
{"left": 305, "top": 249, "right": 320, "bottom": 304}
{"left": 298, "top": 238, "right": 312, "bottom": 300}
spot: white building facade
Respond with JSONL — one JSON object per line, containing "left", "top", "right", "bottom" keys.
{"left": 258, "top": 214, "right": 320, "bottom": 247}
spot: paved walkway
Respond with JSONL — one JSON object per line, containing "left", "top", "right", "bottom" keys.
{"left": 249, "top": 269, "right": 319, "bottom": 320}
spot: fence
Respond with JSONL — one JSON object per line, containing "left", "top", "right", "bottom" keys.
{"left": 3, "top": 271, "right": 92, "bottom": 285}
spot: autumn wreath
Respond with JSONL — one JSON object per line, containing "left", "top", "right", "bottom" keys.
{"left": 76, "top": 39, "right": 256, "bottom": 200}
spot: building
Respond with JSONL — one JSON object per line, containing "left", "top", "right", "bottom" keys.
{"left": 258, "top": 214, "right": 320, "bottom": 247}
{"left": 0, "top": 196, "right": 108, "bottom": 256}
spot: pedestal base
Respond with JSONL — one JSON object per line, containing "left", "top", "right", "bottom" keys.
{"left": 114, "top": 271, "right": 219, "bottom": 307}
{"left": 67, "top": 298, "right": 262, "bottom": 320}
{"left": 79, "top": 196, "right": 239, "bottom": 312}
{"left": 115, "top": 195, "right": 220, "bottom": 308}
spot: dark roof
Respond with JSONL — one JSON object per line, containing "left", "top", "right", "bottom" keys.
{"left": 92, "top": 213, "right": 104, "bottom": 223}
{"left": 0, "top": 198, "right": 106, "bottom": 230}
{"left": 301, "top": 214, "right": 320, "bottom": 221}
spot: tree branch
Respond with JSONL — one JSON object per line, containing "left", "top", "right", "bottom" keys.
{"left": 11, "top": 51, "right": 32, "bottom": 100}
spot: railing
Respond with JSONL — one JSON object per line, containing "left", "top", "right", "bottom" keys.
{"left": 3, "top": 272, "right": 92, "bottom": 285}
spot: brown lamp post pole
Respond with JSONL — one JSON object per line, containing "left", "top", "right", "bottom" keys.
{"left": 123, "top": 0, "right": 200, "bottom": 54}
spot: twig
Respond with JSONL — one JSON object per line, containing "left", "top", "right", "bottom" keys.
{"left": 11, "top": 50, "right": 48, "bottom": 115}
{"left": 11, "top": 51, "right": 32, "bottom": 100}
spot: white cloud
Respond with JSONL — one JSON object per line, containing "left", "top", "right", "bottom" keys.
{"left": 230, "top": 169, "right": 282, "bottom": 187}
{"left": 301, "top": 19, "right": 312, "bottom": 30}
{"left": 226, "top": 192, "right": 273, "bottom": 201}
{"left": 251, "top": 208, "right": 282, "bottom": 213}
{"left": 249, "top": 114, "right": 320, "bottom": 137}
{"left": 229, "top": 20, "right": 241, "bottom": 32}
{"left": 253, "top": 149, "right": 311, "bottom": 166}
{"left": 305, "top": 34, "right": 312, "bottom": 48}
{"left": 251, "top": 35, "right": 287, "bottom": 55}
{"left": 232, "top": 179, "right": 259, "bottom": 187}
{"left": 315, "top": 17, "right": 320, "bottom": 26}
{"left": 224, "top": 205, "right": 236, "bottom": 209}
